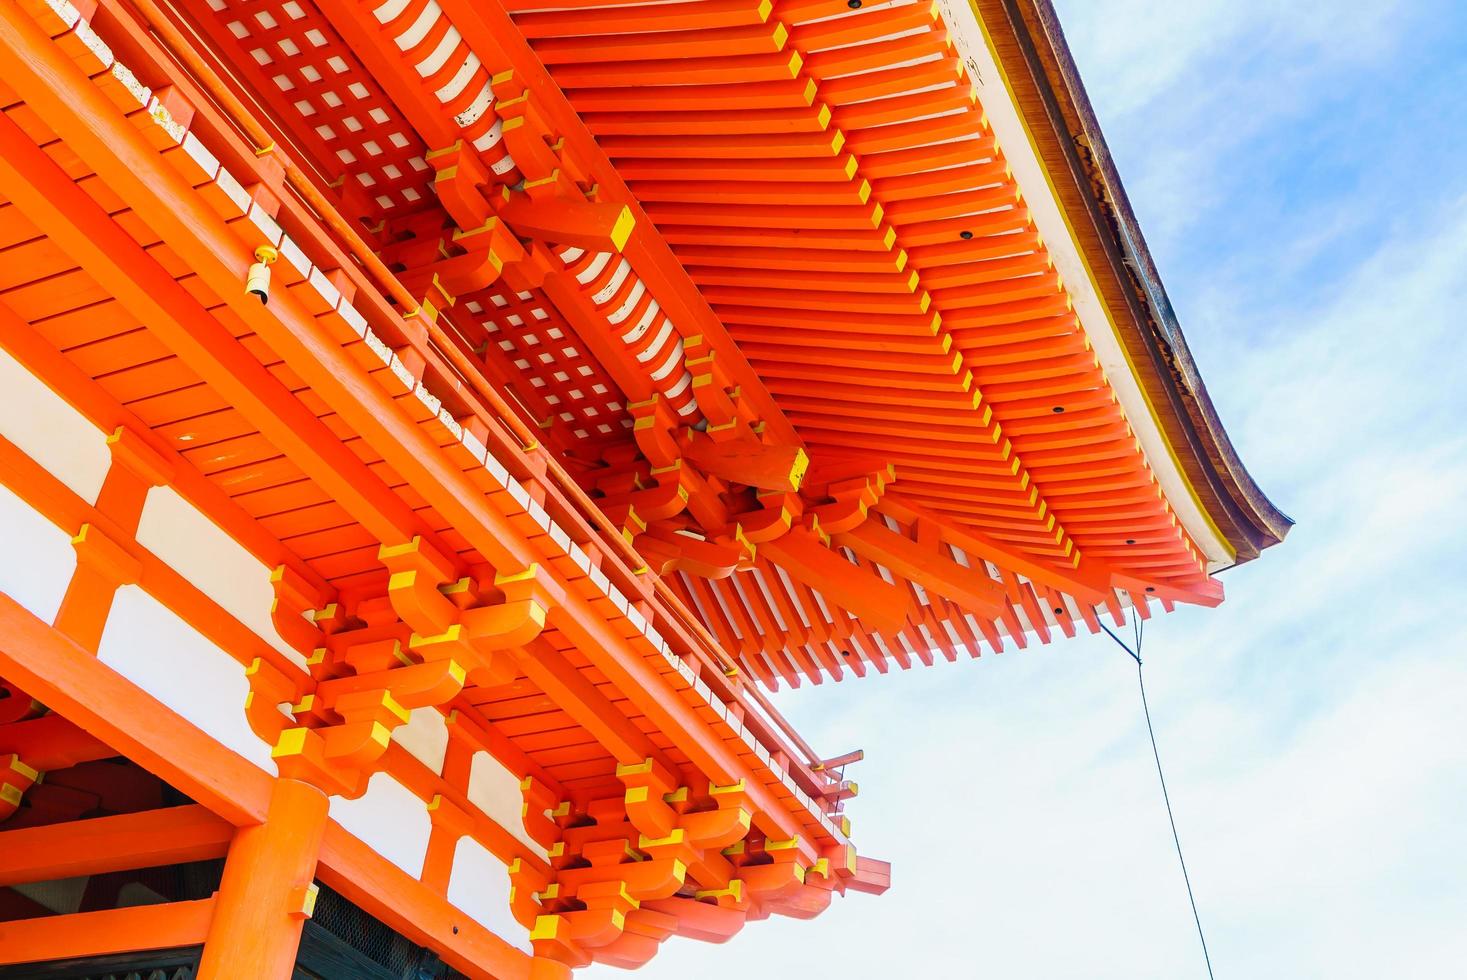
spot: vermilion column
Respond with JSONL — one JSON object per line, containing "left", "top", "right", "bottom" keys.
{"left": 197, "top": 777, "right": 330, "bottom": 979}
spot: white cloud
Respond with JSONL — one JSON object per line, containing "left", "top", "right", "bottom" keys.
{"left": 1053, "top": 0, "right": 1424, "bottom": 251}
{"left": 1057, "top": 0, "right": 1406, "bottom": 118}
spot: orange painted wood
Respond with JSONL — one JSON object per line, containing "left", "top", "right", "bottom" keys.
{"left": 0, "top": 122, "right": 453, "bottom": 571}
{"left": 0, "top": 805, "right": 232, "bottom": 887}
{"left": 761, "top": 531, "right": 908, "bottom": 635}
{"left": 516, "top": 0, "right": 773, "bottom": 37}
{"left": 833, "top": 520, "right": 1006, "bottom": 619}
{"left": 0, "top": 899, "right": 216, "bottom": 965}
{"left": 198, "top": 778, "right": 329, "bottom": 979}
{"left": 489, "top": 0, "right": 1215, "bottom": 635}
{"left": 0, "top": 27, "right": 1231, "bottom": 968}
{"left": 532, "top": 22, "right": 788, "bottom": 65}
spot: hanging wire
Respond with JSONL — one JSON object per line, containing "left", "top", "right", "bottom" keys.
{"left": 1099, "top": 615, "right": 1217, "bottom": 980}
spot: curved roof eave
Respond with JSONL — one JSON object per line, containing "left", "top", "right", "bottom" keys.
{"left": 971, "top": 0, "right": 1293, "bottom": 565}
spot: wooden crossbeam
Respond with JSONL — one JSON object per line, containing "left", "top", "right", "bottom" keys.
{"left": 832, "top": 517, "right": 1007, "bottom": 618}
{"left": 0, "top": 302, "right": 331, "bottom": 600}
{"left": 0, "top": 712, "right": 112, "bottom": 771}
{"left": 515, "top": 637, "right": 680, "bottom": 778}
{"left": 813, "top": 749, "right": 864, "bottom": 772}
{"left": 0, "top": 592, "right": 272, "bottom": 827}
{"left": 0, "top": 594, "right": 537, "bottom": 980}
{"left": 761, "top": 529, "right": 908, "bottom": 635}
{"left": 848, "top": 856, "right": 892, "bottom": 896}
{"left": 0, "top": 805, "right": 233, "bottom": 887}
{"left": 875, "top": 497, "right": 1113, "bottom": 605}
{"left": 0, "top": 898, "right": 216, "bottom": 966}
{"left": 498, "top": 197, "right": 636, "bottom": 253}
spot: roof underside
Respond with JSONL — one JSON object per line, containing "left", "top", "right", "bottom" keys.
{"left": 13, "top": 0, "right": 1281, "bottom": 691}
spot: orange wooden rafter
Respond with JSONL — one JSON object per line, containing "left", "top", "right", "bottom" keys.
{"left": 499, "top": 0, "right": 1214, "bottom": 601}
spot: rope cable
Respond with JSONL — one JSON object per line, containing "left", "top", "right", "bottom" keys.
{"left": 1099, "top": 616, "right": 1217, "bottom": 980}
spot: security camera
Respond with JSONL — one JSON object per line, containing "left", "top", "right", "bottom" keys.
{"left": 247, "top": 245, "right": 278, "bottom": 305}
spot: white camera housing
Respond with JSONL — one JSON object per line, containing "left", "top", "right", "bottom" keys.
{"left": 246, "top": 245, "right": 278, "bottom": 305}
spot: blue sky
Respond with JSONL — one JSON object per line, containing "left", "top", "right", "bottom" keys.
{"left": 605, "top": 2, "right": 1467, "bottom": 976}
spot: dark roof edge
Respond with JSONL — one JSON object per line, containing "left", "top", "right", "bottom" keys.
{"left": 984, "top": 0, "right": 1292, "bottom": 565}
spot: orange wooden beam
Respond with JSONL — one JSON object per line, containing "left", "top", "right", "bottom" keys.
{"left": 0, "top": 124, "right": 452, "bottom": 572}
{"left": 760, "top": 529, "right": 908, "bottom": 636}
{"left": 0, "top": 898, "right": 215, "bottom": 966}
{"left": 0, "top": 298, "right": 331, "bottom": 600}
{"left": 875, "top": 496, "right": 1114, "bottom": 605}
{"left": 0, "top": 804, "right": 232, "bottom": 887}
{"left": 848, "top": 856, "right": 892, "bottom": 895}
{"left": 832, "top": 517, "right": 1008, "bottom": 619}
{"left": 0, "top": 712, "right": 112, "bottom": 771}
{"left": 516, "top": 637, "right": 678, "bottom": 775}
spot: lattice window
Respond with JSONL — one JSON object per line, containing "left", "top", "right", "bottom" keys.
{"left": 199, "top": 0, "right": 436, "bottom": 215}
{"left": 461, "top": 286, "right": 631, "bottom": 448}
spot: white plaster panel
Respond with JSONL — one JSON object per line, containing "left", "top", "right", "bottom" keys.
{"left": 393, "top": 706, "right": 449, "bottom": 775}
{"left": 135, "top": 486, "right": 309, "bottom": 670}
{"left": 468, "top": 750, "right": 547, "bottom": 859}
{"left": 0, "top": 347, "right": 110, "bottom": 504}
{"left": 447, "top": 837, "right": 530, "bottom": 953}
{"left": 97, "top": 584, "right": 274, "bottom": 773}
{"left": 0, "top": 483, "right": 77, "bottom": 623}
{"left": 331, "top": 772, "right": 433, "bottom": 877}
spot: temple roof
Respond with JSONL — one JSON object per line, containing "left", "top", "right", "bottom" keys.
{"left": 6, "top": 0, "right": 1285, "bottom": 694}
{"left": 0, "top": 0, "right": 1292, "bottom": 968}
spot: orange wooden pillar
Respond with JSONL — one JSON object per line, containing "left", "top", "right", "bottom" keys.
{"left": 197, "top": 777, "right": 330, "bottom": 979}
